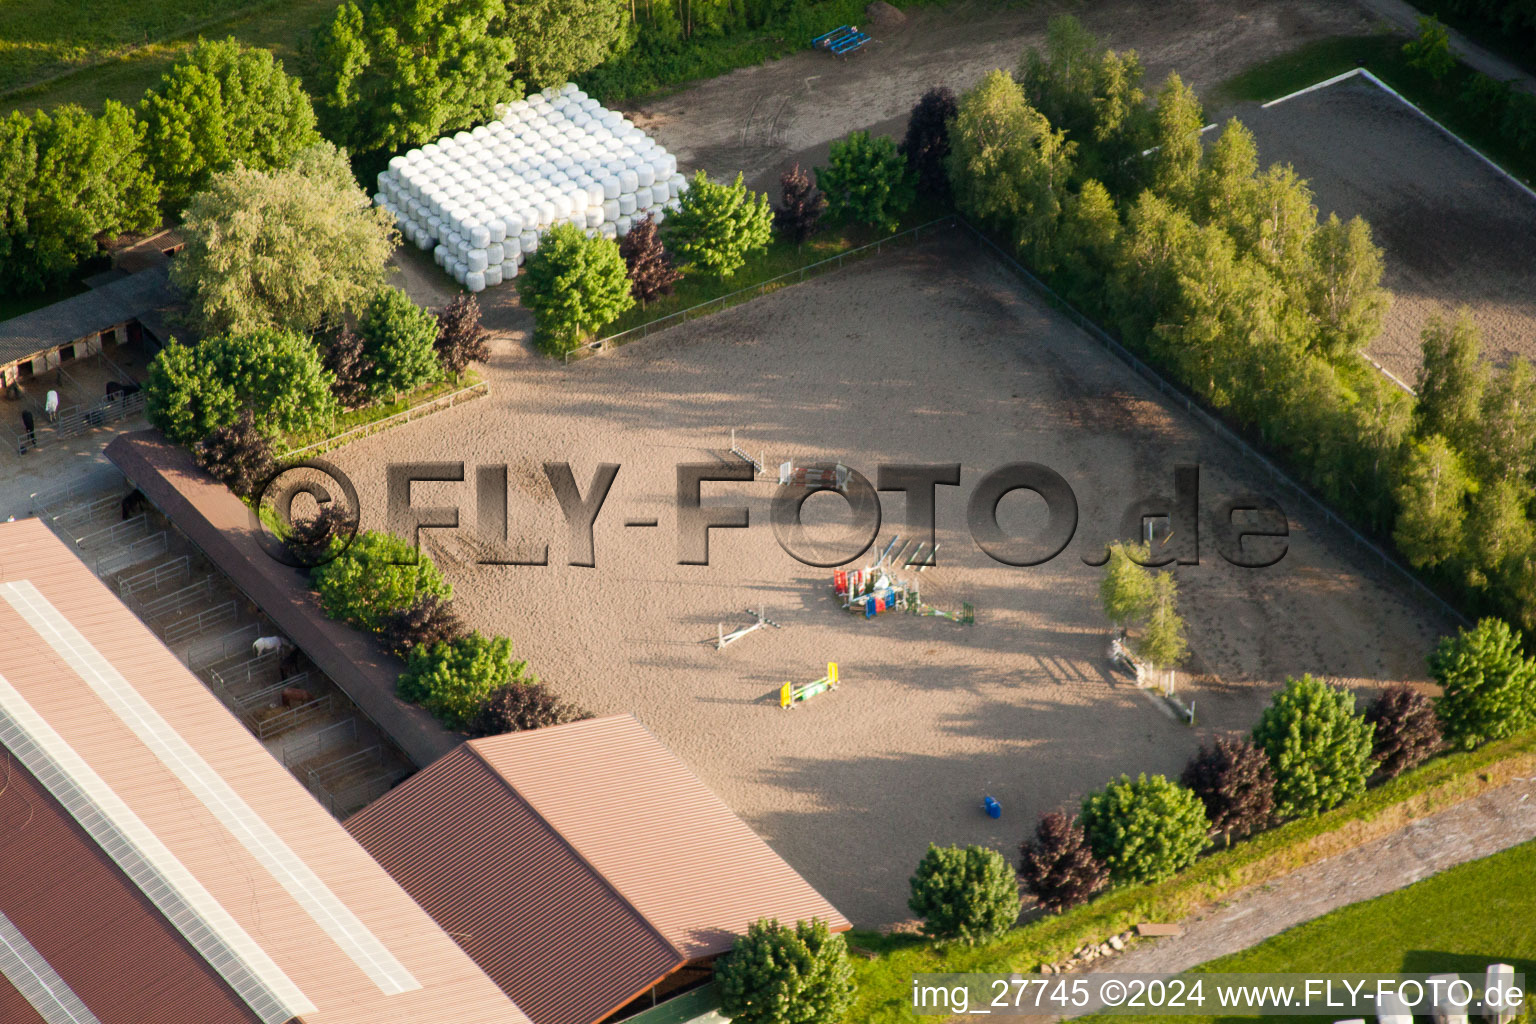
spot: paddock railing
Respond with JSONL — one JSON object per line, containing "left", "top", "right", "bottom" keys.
{"left": 280, "top": 378, "right": 490, "bottom": 459}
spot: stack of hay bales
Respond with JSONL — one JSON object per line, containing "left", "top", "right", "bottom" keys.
{"left": 372, "top": 83, "right": 687, "bottom": 292}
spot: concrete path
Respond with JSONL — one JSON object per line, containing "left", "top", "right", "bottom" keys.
{"left": 1087, "top": 775, "right": 1536, "bottom": 974}
{"left": 1356, "top": 0, "right": 1536, "bottom": 93}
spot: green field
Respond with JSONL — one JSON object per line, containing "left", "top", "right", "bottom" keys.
{"left": 1077, "top": 838, "right": 1536, "bottom": 1024}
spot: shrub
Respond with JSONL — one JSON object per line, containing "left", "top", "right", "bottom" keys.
{"left": 1252, "top": 674, "right": 1375, "bottom": 819}
{"left": 1430, "top": 618, "right": 1536, "bottom": 750}
{"left": 1099, "top": 541, "right": 1153, "bottom": 628}
{"left": 1180, "top": 737, "right": 1275, "bottom": 843}
{"left": 900, "top": 86, "right": 959, "bottom": 199}
{"left": 1017, "top": 811, "right": 1108, "bottom": 913}
{"left": 774, "top": 163, "right": 826, "bottom": 245}
{"left": 323, "top": 326, "right": 373, "bottom": 408}
{"left": 284, "top": 503, "right": 357, "bottom": 566}
{"left": 1080, "top": 773, "right": 1208, "bottom": 886}
{"left": 358, "top": 286, "right": 442, "bottom": 399}
{"left": 310, "top": 530, "right": 452, "bottom": 632}
{"left": 521, "top": 222, "right": 635, "bottom": 353}
{"left": 907, "top": 844, "right": 1019, "bottom": 944}
{"left": 1403, "top": 14, "right": 1455, "bottom": 81}
{"left": 194, "top": 408, "right": 276, "bottom": 499}
{"left": 1364, "top": 682, "right": 1443, "bottom": 780}
{"left": 469, "top": 681, "right": 592, "bottom": 736}
{"left": 1137, "top": 570, "right": 1187, "bottom": 671}
{"left": 138, "top": 38, "right": 320, "bottom": 213}
{"left": 381, "top": 592, "right": 467, "bottom": 658}
{"left": 397, "top": 631, "right": 518, "bottom": 729}
{"left": 618, "top": 214, "right": 681, "bottom": 304}
{"left": 434, "top": 294, "right": 491, "bottom": 376}
{"left": 145, "top": 329, "right": 338, "bottom": 444}
{"left": 172, "top": 142, "right": 398, "bottom": 334}
{"left": 716, "top": 918, "right": 855, "bottom": 1024}
{"left": 664, "top": 171, "right": 773, "bottom": 278}
{"left": 816, "top": 130, "right": 915, "bottom": 233}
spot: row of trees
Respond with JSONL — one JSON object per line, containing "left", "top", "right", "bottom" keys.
{"left": 0, "top": 38, "right": 323, "bottom": 295}
{"left": 901, "top": 614, "right": 1535, "bottom": 941}
{"left": 934, "top": 15, "right": 1536, "bottom": 631}
{"left": 304, "top": 525, "right": 591, "bottom": 733}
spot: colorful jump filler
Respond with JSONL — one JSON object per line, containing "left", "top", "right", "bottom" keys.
{"left": 831, "top": 534, "right": 975, "bottom": 624}
{"left": 780, "top": 662, "right": 839, "bottom": 709}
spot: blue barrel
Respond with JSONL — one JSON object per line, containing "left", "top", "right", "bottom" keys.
{"left": 983, "top": 796, "right": 1001, "bottom": 819}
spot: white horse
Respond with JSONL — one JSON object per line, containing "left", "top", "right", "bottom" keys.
{"left": 252, "top": 636, "right": 290, "bottom": 657}
{"left": 44, "top": 391, "right": 58, "bottom": 422}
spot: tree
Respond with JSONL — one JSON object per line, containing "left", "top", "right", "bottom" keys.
{"left": 172, "top": 142, "right": 398, "bottom": 334}
{"left": 816, "top": 131, "right": 915, "bottom": 233}
{"left": 1079, "top": 773, "right": 1209, "bottom": 885}
{"left": 1251, "top": 674, "right": 1375, "bottom": 819}
{"left": 503, "top": 0, "right": 628, "bottom": 87}
{"left": 195, "top": 408, "right": 277, "bottom": 499}
{"left": 1052, "top": 178, "right": 1121, "bottom": 303}
{"left": 948, "top": 70, "right": 1074, "bottom": 263}
{"left": 358, "top": 287, "right": 443, "bottom": 398}
{"left": 521, "top": 222, "right": 635, "bottom": 353}
{"left": 1393, "top": 435, "right": 1472, "bottom": 570}
{"left": 1363, "top": 683, "right": 1443, "bottom": 780}
{"left": 1150, "top": 72, "right": 1205, "bottom": 210}
{"left": 1305, "top": 213, "right": 1390, "bottom": 362}
{"left": 716, "top": 918, "right": 855, "bottom": 1024}
{"left": 284, "top": 503, "right": 358, "bottom": 565}
{"left": 1137, "top": 570, "right": 1187, "bottom": 671}
{"left": 1472, "top": 357, "right": 1536, "bottom": 484}
{"left": 1404, "top": 15, "right": 1456, "bottom": 82}
{"left": 1464, "top": 478, "right": 1536, "bottom": 592}
{"left": 899, "top": 86, "right": 958, "bottom": 199}
{"left": 773, "top": 164, "right": 826, "bottom": 245}
{"left": 1019, "top": 14, "right": 1102, "bottom": 140}
{"left": 1414, "top": 310, "right": 1486, "bottom": 452}
{"left": 0, "top": 103, "right": 157, "bottom": 294}
{"left": 145, "top": 329, "right": 338, "bottom": 443}
{"left": 468, "top": 680, "right": 592, "bottom": 736}
{"left": 1429, "top": 618, "right": 1536, "bottom": 749}
{"left": 312, "top": 0, "right": 516, "bottom": 155}
{"left": 1100, "top": 541, "right": 1153, "bottom": 628}
{"left": 398, "top": 631, "right": 520, "bottom": 729}
{"left": 381, "top": 592, "right": 467, "bottom": 658}
{"left": 1179, "top": 738, "right": 1275, "bottom": 844}
{"left": 665, "top": 171, "right": 773, "bottom": 278}
{"left": 617, "top": 214, "right": 681, "bottom": 304}
{"left": 1196, "top": 119, "right": 1258, "bottom": 230}
{"left": 906, "top": 844, "right": 1019, "bottom": 944}
{"left": 324, "top": 326, "right": 373, "bottom": 407}
{"left": 138, "top": 38, "right": 320, "bottom": 213}
{"left": 1017, "top": 811, "right": 1108, "bottom": 913}
{"left": 310, "top": 530, "right": 452, "bottom": 632}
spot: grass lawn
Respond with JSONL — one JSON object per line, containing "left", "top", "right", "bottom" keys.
{"left": 1214, "top": 33, "right": 1536, "bottom": 188}
{"left": 278, "top": 370, "right": 485, "bottom": 454}
{"left": 1076, "top": 838, "right": 1536, "bottom": 1024}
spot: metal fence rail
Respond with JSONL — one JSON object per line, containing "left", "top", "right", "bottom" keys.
{"left": 163, "top": 601, "right": 237, "bottom": 647}
{"left": 186, "top": 624, "right": 261, "bottom": 671}
{"left": 48, "top": 493, "right": 126, "bottom": 532}
{"left": 279, "top": 718, "right": 357, "bottom": 767}
{"left": 97, "top": 532, "right": 169, "bottom": 578}
{"left": 29, "top": 473, "right": 127, "bottom": 517}
{"left": 133, "top": 576, "right": 218, "bottom": 622}
{"left": 73, "top": 514, "right": 147, "bottom": 551}
{"left": 117, "top": 556, "right": 191, "bottom": 599}
{"left": 254, "top": 694, "right": 333, "bottom": 740}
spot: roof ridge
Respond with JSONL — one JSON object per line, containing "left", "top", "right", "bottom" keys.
{"left": 459, "top": 740, "right": 687, "bottom": 962}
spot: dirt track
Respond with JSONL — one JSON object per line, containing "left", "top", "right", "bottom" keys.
{"left": 339, "top": 233, "right": 1452, "bottom": 927}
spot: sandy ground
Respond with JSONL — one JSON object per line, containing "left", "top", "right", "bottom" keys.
{"left": 1240, "top": 76, "right": 1536, "bottom": 384}
{"left": 330, "top": 233, "right": 1452, "bottom": 927}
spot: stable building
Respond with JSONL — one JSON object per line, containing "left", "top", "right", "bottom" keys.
{"left": 0, "top": 517, "right": 532, "bottom": 1024}
{"left": 347, "top": 715, "right": 851, "bottom": 1024}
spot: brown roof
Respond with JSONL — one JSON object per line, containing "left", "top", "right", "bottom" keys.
{"left": 0, "top": 517, "right": 532, "bottom": 1024}
{"left": 348, "top": 715, "right": 850, "bottom": 1024}
{"left": 104, "top": 429, "right": 459, "bottom": 767}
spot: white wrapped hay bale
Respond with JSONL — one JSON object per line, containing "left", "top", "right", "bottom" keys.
{"left": 467, "top": 249, "right": 489, "bottom": 273}
{"left": 466, "top": 270, "right": 485, "bottom": 292}
{"left": 484, "top": 264, "right": 503, "bottom": 287}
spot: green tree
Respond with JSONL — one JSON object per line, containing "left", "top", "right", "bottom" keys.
{"left": 310, "top": 530, "right": 453, "bottom": 632}
{"left": 398, "top": 631, "right": 520, "bottom": 729}
{"left": 1464, "top": 478, "right": 1536, "bottom": 592}
{"left": 1150, "top": 72, "right": 1205, "bottom": 210}
{"left": 1052, "top": 178, "right": 1121, "bottom": 304}
{"left": 816, "top": 130, "right": 914, "bottom": 233}
{"left": 357, "top": 287, "right": 442, "bottom": 399}
{"left": 312, "top": 0, "right": 516, "bottom": 155}
{"left": 906, "top": 844, "right": 1020, "bottom": 944}
{"left": 1079, "top": 773, "right": 1208, "bottom": 885}
{"left": 1251, "top": 674, "right": 1375, "bottom": 819}
{"left": 172, "top": 142, "right": 398, "bottom": 334}
{"left": 1393, "top": 434, "right": 1473, "bottom": 570}
{"left": 664, "top": 171, "right": 773, "bottom": 278}
{"left": 520, "top": 222, "right": 634, "bottom": 354}
{"left": 1305, "top": 213, "right": 1390, "bottom": 363}
{"left": 948, "top": 69, "right": 1074, "bottom": 263}
{"left": 138, "top": 38, "right": 320, "bottom": 213}
{"left": 1099, "top": 541, "right": 1153, "bottom": 628}
{"left": 1019, "top": 14, "right": 1102, "bottom": 140}
{"left": 1429, "top": 618, "right": 1536, "bottom": 749}
{"left": 143, "top": 339, "right": 241, "bottom": 445}
{"left": 1137, "top": 570, "right": 1187, "bottom": 671}
{"left": 1414, "top": 310, "right": 1486, "bottom": 451}
{"left": 716, "top": 918, "right": 855, "bottom": 1024}
{"left": 1404, "top": 15, "right": 1456, "bottom": 82}
{"left": 1195, "top": 119, "right": 1258, "bottom": 231}
{"left": 503, "top": 0, "right": 628, "bottom": 87}
{"left": 0, "top": 103, "right": 158, "bottom": 294}
{"left": 1471, "top": 357, "right": 1536, "bottom": 484}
